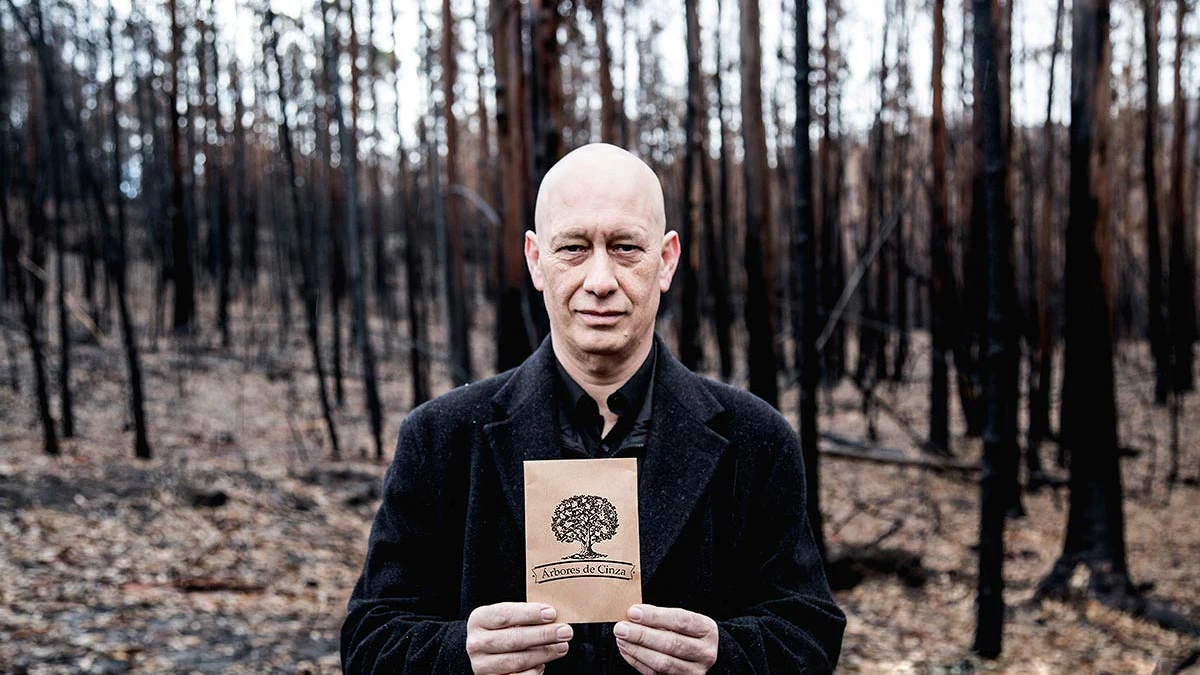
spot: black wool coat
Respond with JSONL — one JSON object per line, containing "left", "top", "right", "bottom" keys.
{"left": 341, "top": 335, "right": 846, "bottom": 673}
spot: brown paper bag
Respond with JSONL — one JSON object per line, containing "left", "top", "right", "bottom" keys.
{"left": 524, "top": 458, "right": 642, "bottom": 623}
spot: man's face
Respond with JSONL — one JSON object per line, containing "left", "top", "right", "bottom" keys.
{"left": 525, "top": 149, "right": 679, "bottom": 361}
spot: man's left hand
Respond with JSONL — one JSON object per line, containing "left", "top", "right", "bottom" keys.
{"left": 613, "top": 604, "right": 719, "bottom": 674}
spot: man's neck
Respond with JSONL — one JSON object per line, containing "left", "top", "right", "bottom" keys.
{"left": 551, "top": 333, "right": 654, "bottom": 415}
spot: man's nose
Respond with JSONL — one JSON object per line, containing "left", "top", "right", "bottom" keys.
{"left": 581, "top": 249, "right": 618, "bottom": 296}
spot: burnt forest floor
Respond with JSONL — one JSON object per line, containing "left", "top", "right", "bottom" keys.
{"left": 1, "top": 306, "right": 1198, "bottom": 674}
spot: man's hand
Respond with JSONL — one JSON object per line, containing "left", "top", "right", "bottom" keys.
{"left": 614, "top": 604, "right": 719, "bottom": 675}
{"left": 466, "top": 602, "right": 572, "bottom": 675}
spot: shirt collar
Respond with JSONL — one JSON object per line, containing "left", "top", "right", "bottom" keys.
{"left": 554, "top": 345, "right": 657, "bottom": 419}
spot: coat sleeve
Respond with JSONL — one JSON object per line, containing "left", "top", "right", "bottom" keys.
{"left": 709, "top": 421, "right": 846, "bottom": 674}
{"left": 340, "top": 410, "right": 473, "bottom": 674}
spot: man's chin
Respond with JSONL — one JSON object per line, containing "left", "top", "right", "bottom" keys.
{"left": 568, "top": 327, "right": 631, "bottom": 356}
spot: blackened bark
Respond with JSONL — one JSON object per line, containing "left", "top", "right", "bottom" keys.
{"left": 679, "top": 0, "right": 703, "bottom": 371}
{"left": 711, "top": 0, "right": 734, "bottom": 381}
{"left": 929, "top": 0, "right": 952, "bottom": 456}
{"left": 1039, "top": 0, "right": 1133, "bottom": 606}
{"left": 168, "top": 0, "right": 194, "bottom": 332}
{"left": 1167, "top": 0, "right": 1195, "bottom": 393}
{"left": 740, "top": 0, "right": 779, "bottom": 407}
{"left": 268, "top": 9, "right": 341, "bottom": 460}
{"left": 441, "top": 0, "right": 472, "bottom": 387}
{"left": 108, "top": 4, "right": 151, "bottom": 459}
{"left": 490, "top": 0, "right": 536, "bottom": 373}
{"left": 793, "top": 0, "right": 825, "bottom": 562}
{"left": 324, "top": 0, "right": 384, "bottom": 460}
{"left": 1143, "top": 0, "right": 1169, "bottom": 403}
{"left": 972, "top": 0, "right": 1019, "bottom": 655}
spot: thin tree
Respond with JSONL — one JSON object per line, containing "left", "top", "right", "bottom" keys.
{"left": 1029, "top": 0, "right": 1066, "bottom": 474}
{"left": 168, "top": 0, "right": 195, "bottom": 332}
{"left": 1142, "top": 0, "right": 1169, "bottom": 403}
{"left": 490, "top": 0, "right": 536, "bottom": 372}
{"left": 324, "top": 0, "right": 385, "bottom": 460}
{"left": 585, "top": 0, "right": 619, "bottom": 144}
{"left": 793, "top": 0, "right": 825, "bottom": 562}
{"left": 441, "top": 0, "right": 472, "bottom": 386}
{"left": 393, "top": 0, "right": 430, "bottom": 405}
{"left": 972, "top": 0, "right": 1019, "bottom": 654}
{"left": 679, "top": 0, "right": 703, "bottom": 370}
{"left": 928, "top": 0, "right": 953, "bottom": 455}
{"left": 107, "top": 3, "right": 151, "bottom": 459}
{"left": 740, "top": 0, "right": 779, "bottom": 407}
{"left": 1167, "top": 0, "right": 1194, "bottom": 395}
{"left": 266, "top": 9, "right": 341, "bottom": 460}
{"left": 709, "top": 0, "right": 734, "bottom": 381}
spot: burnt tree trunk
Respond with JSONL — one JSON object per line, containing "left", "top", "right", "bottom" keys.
{"left": 1143, "top": 0, "right": 1169, "bottom": 404}
{"left": 679, "top": 0, "right": 704, "bottom": 370}
{"left": 441, "top": 0, "right": 472, "bottom": 386}
{"left": 1167, "top": 0, "right": 1195, "bottom": 394}
{"left": 972, "top": 0, "right": 1019, "bottom": 655}
{"left": 268, "top": 9, "right": 341, "bottom": 460}
{"left": 1039, "top": 0, "right": 1135, "bottom": 607}
{"left": 929, "top": 0, "right": 953, "bottom": 456}
{"left": 325, "top": 0, "right": 384, "bottom": 460}
{"left": 793, "top": 0, "right": 825, "bottom": 563}
{"left": 740, "top": 0, "right": 779, "bottom": 407}
{"left": 168, "top": 0, "right": 194, "bottom": 332}
{"left": 710, "top": 0, "right": 734, "bottom": 381}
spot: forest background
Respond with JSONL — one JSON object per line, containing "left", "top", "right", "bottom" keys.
{"left": 0, "top": 0, "right": 1198, "bottom": 671}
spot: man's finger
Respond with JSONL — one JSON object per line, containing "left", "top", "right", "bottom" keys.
{"left": 471, "top": 623, "right": 572, "bottom": 654}
{"left": 615, "top": 640, "right": 659, "bottom": 675}
{"left": 472, "top": 643, "right": 568, "bottom": 674}
{"left": 628, "top": 604, "right": 716, "bottom": 638}
{"left": 469, "top": 602, "right": 557, "bottom": 630}
{"left": 507, "top": 667, "right": 546, "bottom": 675}
{"left": 614, "top": 621, "right": 707, "bottom": 662}
{"left": 616, "top": 637, "right": 691, "bottom": 675}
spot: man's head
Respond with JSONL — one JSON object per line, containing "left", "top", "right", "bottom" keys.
{"left": 525, "top": 143, "right": 680, "bottom": 368}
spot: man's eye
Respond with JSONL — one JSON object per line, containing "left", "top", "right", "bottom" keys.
{"left": 613, "top": 245, "right": 642, "bottom": 253}
{"left": 559, "top": 245, "right": 587, "bottom": 254}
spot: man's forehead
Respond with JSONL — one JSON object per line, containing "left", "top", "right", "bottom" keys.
{"left": 535, "top": 143, "right": 665, "bottom": 235}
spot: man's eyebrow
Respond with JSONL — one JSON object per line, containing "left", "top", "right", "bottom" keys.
{"left": 548, "top": 229, "right": 590, "bottom": 246}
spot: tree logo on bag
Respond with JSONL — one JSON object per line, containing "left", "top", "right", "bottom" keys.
{"left": 552, "top": 494, "right": 619, "bottom": 560}
{"left": 530, "top": 493, "right": 635, "bottom": 584}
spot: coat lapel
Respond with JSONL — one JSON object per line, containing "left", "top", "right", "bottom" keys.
{"left": 639, "top": 337, "right": 728, "bottom": 585}
{"left": 484, "top": 335, "right": 730, "bottom": 587}
{"left": 484, "top": 337, "right": 561, "bottom": 526}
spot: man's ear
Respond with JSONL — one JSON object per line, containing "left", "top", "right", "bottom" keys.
{"left": 524, "top": 231, "right": 544, "bottom": 291}
{"left": 659, "top": 231, "right": 681, "bottom": 292}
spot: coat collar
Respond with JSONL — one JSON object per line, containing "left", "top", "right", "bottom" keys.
{"left": 484, "top": 333, "right": 728, "bottom": 586}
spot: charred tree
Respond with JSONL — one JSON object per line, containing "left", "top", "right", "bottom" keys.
{"left": 267, "top": 9, "right": 341, "bottom": 460}
{"left": 168, "top": 0, "right": 195, "bottom": 332}
{"left": 490, "top": 0, "right": 537, "bottom": 372}
{"left": 441, "top": 0, "right": 472, "bottom": 386}
{"left": 324, "top": 0, "right": 384, "bottom": 460}
{"left": 1143, "top": 0, "right": 1169, "bottom": 403}
{"left": 929, "top": 0, "right": 953, "bottom": 456}
{"left": 710, "top": 0, "right": 734, "bottom": 381}
{"left": 107, "top": 4, "right": 151, "bottom": 459}
{"left": 1167, "top": 0, "right": 1195, "bottom": 394}
{"left": 740, "top": 0, "right": 779, "bottom": 407}
{"left": 1038, "top": 0, "right": 1140, "bottom": 613}
{"left": 972, "top": 0, "right": 1019, "bottom": 655}
{"left": 679, "top": 0, "right": 703, "bottom": 370}
{"left": 793, "top": 0, "right": 825, "bottom": 562}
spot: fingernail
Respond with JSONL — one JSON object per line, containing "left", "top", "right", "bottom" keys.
{"left": 541, "top": 607, "right": 556, "bottom": 622}
{"left": 555, "top": 642, "right": 569, "bottom": 655}
{"left": 613, "top": 622, "right": 630, "bottom": 638}
{"left": 556, "top": 624, "right": 573, "bottom": 640}
{"left": 628, "top": 606, "right": 644, "bottom": 622}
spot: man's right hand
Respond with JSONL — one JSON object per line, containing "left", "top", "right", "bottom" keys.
{"left": 466, "top": 602, "right": 572, "bottom": 675}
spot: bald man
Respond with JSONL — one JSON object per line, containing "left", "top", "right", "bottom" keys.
{"left": 342, "top": 144, "right": 845, "bottom": 674}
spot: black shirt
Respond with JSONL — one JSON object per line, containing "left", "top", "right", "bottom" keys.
{"left": 553, "top": 346, "right": 656, "bottom": 459}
